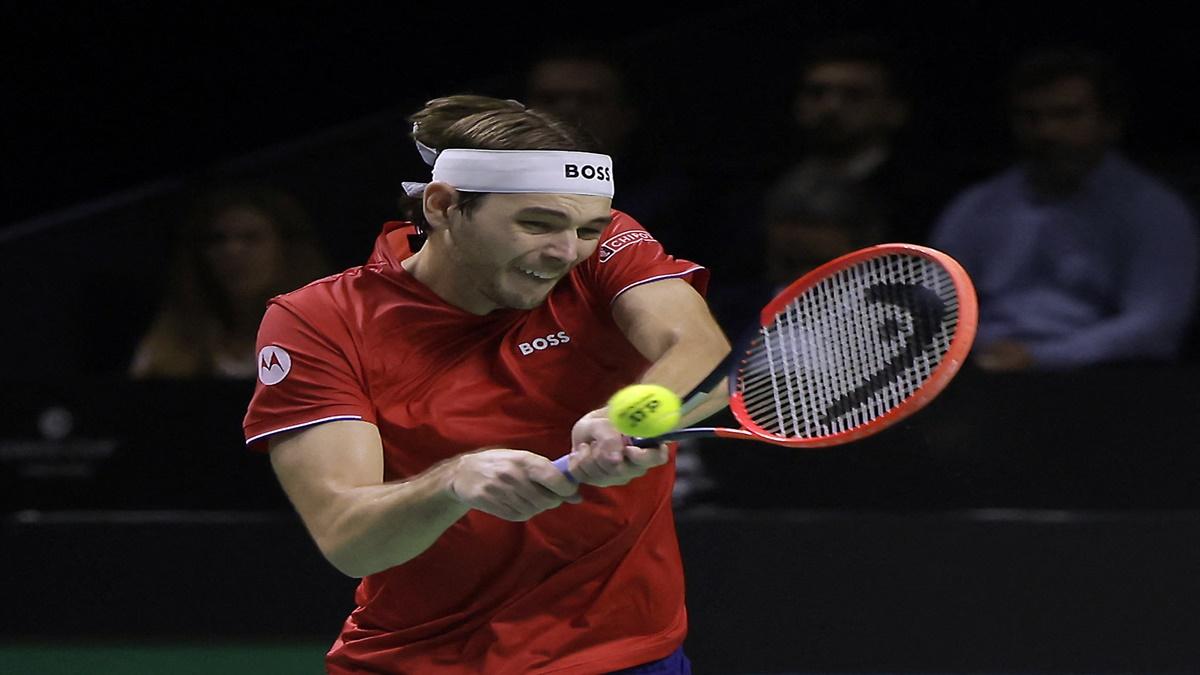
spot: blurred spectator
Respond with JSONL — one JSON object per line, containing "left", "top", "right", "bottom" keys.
{"left": 523, "top": 46, "right": 701, "bottom": 266}
{"left": 524, "top": 49, "right": 739, "bottom": 510}
{"left": 764, "top": 34, "right": 950, "bottom": 246}
{"left": 931, "top": 48, "right": 1199, "bottom": 371}
{"left": 525, "top": 49, "right": 635, "bottom": 159}
{"left": 130, "top": 186, "right": 331, "bottom": 378}
{"left": 764, "top": 180, "right": 886, "bottom": 289}
{"left": 708, "top": 178, "right": 890, "bottom": 336}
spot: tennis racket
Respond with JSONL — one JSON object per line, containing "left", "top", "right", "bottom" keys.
{"left": 553, "top": 243, "right": 977, "bottom": 475}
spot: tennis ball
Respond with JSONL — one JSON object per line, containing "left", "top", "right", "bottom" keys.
{"left": 607, "top": 384, "right": 682, "bottom": 438}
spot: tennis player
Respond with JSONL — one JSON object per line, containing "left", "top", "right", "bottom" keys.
{"left": 243, "top": 95, "right": 729, "bottom": 674}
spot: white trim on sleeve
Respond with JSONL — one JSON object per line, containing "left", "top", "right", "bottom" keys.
{"left": 245, "top": 415, "right": 365, "bottom": 446}
{"left": 610, "top": 266, "right": 706, "bottom": 304}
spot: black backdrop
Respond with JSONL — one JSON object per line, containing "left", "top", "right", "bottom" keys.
{"left": 6, "top": 1, "right": 1200, "bottom": 225}
{"left": 5, "top": 4, "right": 1200, "bottom": 672}
{"left": 6, "top": 1, "right": 1200, "bottom": 377}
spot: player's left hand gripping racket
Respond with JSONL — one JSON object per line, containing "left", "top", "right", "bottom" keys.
{"left": 553, "top": 243, "right": 977, "bottom": 478}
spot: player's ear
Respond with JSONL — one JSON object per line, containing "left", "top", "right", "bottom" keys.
{"left": 423, "top": 182, "right": 457, "bottom": 231}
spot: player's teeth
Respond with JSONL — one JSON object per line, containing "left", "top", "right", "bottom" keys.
{"left": 520, "top": 268, "right": 554, "bottom": 280}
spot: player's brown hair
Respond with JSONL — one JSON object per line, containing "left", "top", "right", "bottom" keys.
{"left": 410, "top": 94, "right": 594, "bottom": 154}
{"left": 402, "top": 95, "right": 597, "bottom": 226}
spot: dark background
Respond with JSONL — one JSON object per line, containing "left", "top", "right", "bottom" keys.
{"left": 5, "top": 1, "right": 1199, "bottom": 226}
{"left": 4, "top": 3, "right": 1200, "bottom": 673}
{"left": 6, "top": 0, "right": 1200, "bottom": 375}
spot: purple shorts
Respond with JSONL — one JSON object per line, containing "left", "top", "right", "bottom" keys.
{"left": 608, "top": 646, "right": 691, "bottom": 674}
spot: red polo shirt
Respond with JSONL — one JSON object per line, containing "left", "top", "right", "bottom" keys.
{"left": 244, "top": 211, "right": 706, "bottom": 674}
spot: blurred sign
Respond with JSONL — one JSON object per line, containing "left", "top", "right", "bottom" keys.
{"left": 0, "top": 379, "right": 284, "bottom": 512}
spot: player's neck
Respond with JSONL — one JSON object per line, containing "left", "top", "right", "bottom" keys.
{"left": 401, "top": 246, "right": 498, "bottom": 316}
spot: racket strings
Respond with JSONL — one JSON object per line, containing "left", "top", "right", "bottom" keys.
{"left": 738, "top": 254, "right": 960, "bottom": 439}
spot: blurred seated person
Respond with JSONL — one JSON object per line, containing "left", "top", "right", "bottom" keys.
{"left": 130, "top": 186, "right": 331, "bottom": 379}
{"left": 765, "top": 180, "right": 887, "bottom": 288}
{"left": 707, "top": 180, "right": 888, "bottom": 334}
{"left": 931, "top": 48, "right": 1199, "bottom": 371}
{"left": 766, "top": 34, "right": 949, "bottom": 246}
{"left": 523, "top": 46, "right": 703, "bottom": 267}
{"left": 525, "top": 48, "right": 635, "bottom": 163}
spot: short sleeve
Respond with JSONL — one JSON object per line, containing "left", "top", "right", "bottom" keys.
{"left": 580, "top": 210, "right": 709, "bottom": 305}
{"left": 243, "top": 296, "right": 375, "bottom": 452}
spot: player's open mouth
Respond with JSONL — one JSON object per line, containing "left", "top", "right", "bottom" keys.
{"left": 518, "top": 267, "right": 557, "bottom": 281}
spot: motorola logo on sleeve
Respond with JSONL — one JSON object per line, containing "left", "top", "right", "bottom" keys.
{"left": 258, "top": 346, "right": 292, "bottom": 385}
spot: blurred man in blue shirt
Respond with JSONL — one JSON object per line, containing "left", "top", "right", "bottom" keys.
{"left": 932, "top": 49, "right": 1198, "bottom": 370}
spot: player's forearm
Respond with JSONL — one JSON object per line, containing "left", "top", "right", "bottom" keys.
{"left": 311, "top": 459, "right": 470, "bottom": 578}
{"left": 638, "top": 337, "right": 726, "bottom": 392}
{"left": 609, "top": 278, "right": 730, "bottom": 431}
{"left": 637, "top": 327, "right": 729, "bottom": 425}
{"left": 612, "top": 279, "right": 730, "bottom": 406}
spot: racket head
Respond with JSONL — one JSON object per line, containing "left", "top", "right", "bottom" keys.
{"left": 729, "top": 244, "right": 977, "bottom": 448}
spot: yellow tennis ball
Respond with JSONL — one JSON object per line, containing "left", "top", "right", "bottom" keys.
{"left": 607, "top": 384, "right": 682, "bottom": 438}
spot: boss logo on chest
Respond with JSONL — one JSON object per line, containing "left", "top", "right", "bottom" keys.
{"left": 518, "top": 331, "right": 571, "bottom": 355}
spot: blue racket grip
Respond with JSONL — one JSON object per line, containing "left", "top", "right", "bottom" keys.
{"left": 551, "top": 455, "right": 577, "bottom": 483}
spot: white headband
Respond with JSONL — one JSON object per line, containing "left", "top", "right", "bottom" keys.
{"left": 403, "top": 147, "right": 615, "bottom": 199}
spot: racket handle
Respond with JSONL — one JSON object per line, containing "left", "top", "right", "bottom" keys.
{"left": 551, "top": 455, "right": 577, "bottom": 483}
{"left": 551, "top": 435, "right": 667, "bottom": 482}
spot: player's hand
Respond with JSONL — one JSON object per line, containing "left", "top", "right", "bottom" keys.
{"left": 448, "top": 449, "right": 581, "bottom": 521}
{"left": 567, "top": 409, "right": 670, "bottom": 487}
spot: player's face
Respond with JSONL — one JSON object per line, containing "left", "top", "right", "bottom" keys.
{"left": 449, "top": 192, "right": 612, "bottom": 312}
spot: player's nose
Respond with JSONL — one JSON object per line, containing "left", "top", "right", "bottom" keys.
{"left": 542, "top": 230, "right": 579, "bottom": 264}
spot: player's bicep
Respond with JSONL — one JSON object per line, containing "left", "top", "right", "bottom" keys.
{"left": 269, "top": 420, "right": 384, "bottom": 533}
{"left": 612, "top": 278, "right": 728, "bottom": 363}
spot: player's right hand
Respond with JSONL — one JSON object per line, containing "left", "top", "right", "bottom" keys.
{"left": 566, "top": 408, "right": 670, "bottom": 487}
{"left": 447, "top": 449, "right": 582, "bottom": 521}
{"left": 564, "top": 440, "right": 670, "bottom": 487}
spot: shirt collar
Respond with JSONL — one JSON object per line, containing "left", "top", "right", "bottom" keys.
{"left": 368, "top": 221, "right": 421, "bottom": 270}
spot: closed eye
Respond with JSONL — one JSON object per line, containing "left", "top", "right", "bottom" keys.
{"left": 518, "top": 220, "right": 554, "bottom": 234}
{"left": 520, "top": 221, "right": 602, "bottom": 240}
